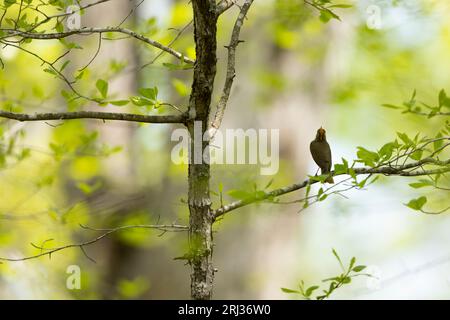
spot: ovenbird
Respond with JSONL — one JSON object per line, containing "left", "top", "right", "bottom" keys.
{"left": 310, "top": 127, "right": 334, "bottom": 183}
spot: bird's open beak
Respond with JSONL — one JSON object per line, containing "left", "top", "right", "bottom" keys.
{"left": 318, "top": 127, "right": 326, "bottom": 140}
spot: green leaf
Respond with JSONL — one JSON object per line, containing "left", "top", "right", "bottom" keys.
{"left": 76, "top": 181, "right": 102, "bottom": 195}
{"left": 358, "top": 176, "right": 371, "bottom": 188}
{"left": 444, "top": 97, "right": 450, "bottom": 108}
{"left": 109, "top": 100, "right": 130, "bottom": 106}
{"left": 55, "top": 20, "right": 64, "bottom": 33}
{"left": 322, "top": 276, "right": 341, "bottom": 283}
{"left": 378, "top": 141, "right": 397, "bottom": 160}
{"left": 59, "top": 39, "right": 83, "bottom": 50}
{"left": 342, "top": 277, "right": 351, "bottom": 284}
{"left": 405, "top": 196, "right": 427, "bottom": 211}
{"left": 403, "top": 90, "right": 416, "bottom": 109}
{"left": 427, "top": 110, "right": 437, "bottom": 118}
{"left": 332, "top": 248, "right": 345, "bottom": 271}
{"left": 329, "top": 4, "right": 353, "bottom": 8}
{"left": 60, "top": 60, "right": 70, "bottom": 72}
{"left": 319, "top": 9, "right": 340, "bottom": 23}
{"left": 36, "top": 175, "right": 54, "bottom": 188}
{"left": 117, "top": 277, "right": 149, "bottom": 299}
{"left": 397, "top": 132, "right": 413, "bottom": 146}
{"left": 381, "top": 104, "right": 401, "bottom": 109}
{"left": 356, "top": 147, "right": 379, "bottom": 167}
{"left": 43, "top": 68, "right": 58, "bottom": 76}
{"left": 281, "top": 287, "right": 300, "bottom": 294}
{"left": 163, "top": 62, "right": 193, "bottom": 71}
{"left": 130, "top": 96, "right": 154, "bottom": 107}
{"left": 227, "top": 189, "right": 253, "bottom": 201}
{"left": 60, "top": 89, "right": 74, "bottom": 101}
{"left": 352, "top": 265, "right": 366, "bottom": 272}
{"left": 172, "top": 79, "right": 190, "bottom": 97}
{"left": 439, "top": 89, "right": 447, "bottom": 108}
{"left": 138, "top": 87, "right": 158, "bottom": 101}
{"left": 334, "top": 158, "right": 349, "bottom": 175}
{"left": 48, "top": 210, "right": 59, "bottom": 221}
{"left": 434, "top": 132, "right": 443, "bottom": 151}
{"left": 328, "top": 282, "right": 337, "bottom": 292}
{"left": 75, "top": 70, "right": 86, "bottom": 80}
{"left": 305, "top": 286, "right": 320, "bottom": 297}
{"left": 410, "top": 150, "right": 423, "bottom": 161}
{"left": 96, "top": 79, "right": 108, "bottom": 99}
{"left": 318, "top": 187, "right": 324, "bottom": 197}
{"left": 255, "top": 190, "right": 266, "bottom": 200}
{"left": 303, "top": 183, "right": 311, "bottom": 208}
{"left": 49, "top": 143, "right": 68, "bottom": 161}
{"left": 409, "top": 179, "right": 434, "bottom": 189}
{"left": 349, "top": 257, "right": 356, "bottom": 270}
{"left": 348, "top": 168, "right": 356, "bottom": 180}
{"left": 334, "top": 164, "right": 346, "bottom": 174}
{"left": 4, "top": 0, "right": 16, "bottom": 8}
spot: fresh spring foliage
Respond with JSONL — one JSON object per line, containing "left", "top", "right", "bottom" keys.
{"left": 382, "top": 89, "right": 450, "bottom": 118}
{"left": 281, "top": 249, "right": 370, "bottom": 300}
{"left": 306, "top": 0, "right": 353, "bottom": 23}
{"left": 220, "top": 117, "right": 448, "bottom": 215}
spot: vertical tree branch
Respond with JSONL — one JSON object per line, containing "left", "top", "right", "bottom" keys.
{"left": 188, "top": 0, "right": 218, "bottom": 300}
{"left": 210, "top": 0, "right": 254, "bottom": 135}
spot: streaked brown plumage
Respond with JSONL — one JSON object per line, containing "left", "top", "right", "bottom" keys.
{"left": 310, "top": 127, "right": 334, "bottom": 183}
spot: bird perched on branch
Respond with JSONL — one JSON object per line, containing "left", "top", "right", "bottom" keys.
{"left": 310, "top": 127, "right": 334, "bottom": 183}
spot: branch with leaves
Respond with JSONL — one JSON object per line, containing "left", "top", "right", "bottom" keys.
{"left": 382, "top": 89, "right": 450, "bottom": 117}
{"left": 214, "top": 133, "right": 450, "bottom": 219}
{"left": 0, "top": 223, "right": 188, "bottom": 263}
{"left": 304, "top": 0, "right": 352, "bottom": 23}
{"left": 282, "top": 249, "right": 371, "bottom": 300}
{"left": 0, "top": 28, "right": 195, "bottom": 64}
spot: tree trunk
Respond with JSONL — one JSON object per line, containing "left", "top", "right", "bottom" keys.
{"left": 188, "top": 0, "right": 217, "bottom": 300}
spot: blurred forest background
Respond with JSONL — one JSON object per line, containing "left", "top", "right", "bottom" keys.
{"left": 0, "top": 0, "right": 450, "bottom": 299}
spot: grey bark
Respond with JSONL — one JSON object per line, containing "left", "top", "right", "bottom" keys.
{"left": 187, "top": 0, "right": 217, "bottom": 300}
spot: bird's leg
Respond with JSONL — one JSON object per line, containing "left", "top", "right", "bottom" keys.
{"left": 315, "top": 167, "right": 320, "bottom": 176}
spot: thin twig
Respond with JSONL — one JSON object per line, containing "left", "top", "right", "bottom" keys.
{"left": 209, "top": 0, "right": 254, "bottom": 138}
{"left": 0, "top": 223, "right": 188, "bottom": 262}
{"left": 1, "top": 27, "right": 195, "bottom": 64}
